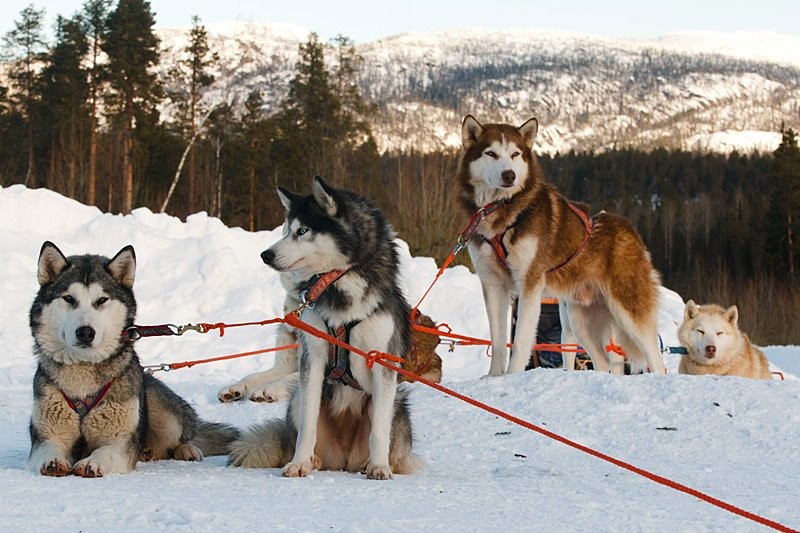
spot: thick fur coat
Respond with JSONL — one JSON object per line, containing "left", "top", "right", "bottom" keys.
{"left": 457, "top": 115, "right": 665, "bottom": 376}
{"left": 28, "top": 242, "right": 237, "bottom": 477}
{"left": 229, "top": 177, "right": 420, "bottom": 479}
{"left": 678, "top": 300, "right": 772, "bottom": 379}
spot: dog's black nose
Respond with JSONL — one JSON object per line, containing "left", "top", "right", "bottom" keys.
{"left": 501, "top": 170, "right": 516, "bottom": 186}
{"left": 76, "top": 326, "right": 95, "bottom": 345}
{"left": 260, "top": 249, "right": 275, "bottom": 265}
{"left": 705, "top": 345, "right": 716, "bottom": 358}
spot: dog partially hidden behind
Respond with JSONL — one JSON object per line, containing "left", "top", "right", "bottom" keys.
{"left": 457, "top": 115, "right": 665, "bottom": 376}
{"left": 229, "top": 177, "right": 421, "bottom": 479}
{"left": 217, "top": 303, "right": 442, "bottom": 403}
{"left": 677, "top": 300, "right": 772, "bottom": 379}
{"left": 28, "top": 242, "right": 238, "bottom": 477}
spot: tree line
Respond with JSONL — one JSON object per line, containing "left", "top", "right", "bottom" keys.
{"left": 2, "top": 2, "right": 800, "bottom": 343}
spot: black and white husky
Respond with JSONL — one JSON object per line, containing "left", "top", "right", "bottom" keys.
{"left": 28, "top": 242, "right": 238, "bottom": 477}
{"left": 229, "top": 177, "right": 420, "bottom": 479}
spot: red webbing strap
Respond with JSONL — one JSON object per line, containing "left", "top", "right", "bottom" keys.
{"left": 163, "top": 343, "right": 299, "bottom": 371}
{"left": 285, "top": 311, "right": 797, "bottom": 532}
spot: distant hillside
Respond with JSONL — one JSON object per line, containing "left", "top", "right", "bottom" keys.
{"left": 0, "top": 22, "right": 786, "bottom": 155}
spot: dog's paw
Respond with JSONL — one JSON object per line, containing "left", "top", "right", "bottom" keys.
{"left": 218, "top": 384, "right": 247, "bottom": 403}
{"left": 249, "top": 384, "right": 288, "bottom": 403}
{"left": 72, "top": 458, "right": 104, "bottom": 478}
{"left": 172, "top": 443, "right": 203, "bottom": 461}
{"left": 138, "top": 446, "right": 154, "bottom": 462}
{"left": 39, "top": 458, "right": 71, "bottom": 477}
{"left": 282, "top": 462, "right": 311, "bottom": 477}
{"left": 282, "top": 455, "right": 320, "bottom": 477}
{"left": 364, "top": 463, "right": 393, "bottom": 480}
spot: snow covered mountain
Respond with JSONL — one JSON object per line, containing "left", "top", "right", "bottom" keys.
{"left": 91, "top": 23, "right": 800, "bottom": 154}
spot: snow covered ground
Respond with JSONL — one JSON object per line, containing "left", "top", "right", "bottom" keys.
{"left": 0, "top": 184, "right": 797, "bottom": 531}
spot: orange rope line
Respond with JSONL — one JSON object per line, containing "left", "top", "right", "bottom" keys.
{"left": 412, "top": 322, "right": 591, "bottom": 355}
{"left": 198, "top": 317, "right": 287, "bottom": 337}
{"left": 163, "top": 343, "right": 299, "bottom": 371}
{"left": 284, "top": 311, "right": 795, "bottom": 532}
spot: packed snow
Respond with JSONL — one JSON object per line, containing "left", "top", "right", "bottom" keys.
{"left": 0, "top": 184, "right": 798, "bottom": 531}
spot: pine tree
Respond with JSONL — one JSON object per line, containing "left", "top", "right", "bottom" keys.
{"left": 38, "top": 15, "right": 89, "bottom": 197}
{"left": 81, "top": 0, "right": 112, "bottom": 207}
{"left": 272, "top": 33, "right": 377, "bottom": 189}
{"left": 767, "top": 127, "right": 800, "bottom": 277}
{"left": 241, "top": 90, "right": 265, "bottom": 231}
{"left": 102, "top": 0, "right": 161, "bottom": 213}
{"left": 168, "top": 15, "right": 218, "bottom": 213}
{"left": 2, "top": 5, "right": 48, "bottom": 187}
{"left": 330, "top": 35, "right": 374, "bottom": 145}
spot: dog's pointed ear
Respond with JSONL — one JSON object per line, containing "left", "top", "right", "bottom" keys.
{"left": 462, "top": 115, "right": 483, "bottom": 148}
{"left": 684, "top": 299, "right": 699, "bottom": 320}
{"left": 518, "top": 117, "right": 539, "bottom": 149}
{"left": 312, "top": 176, "right": 337, "bottom": 217}
{"left": 276, "top": 187, "right": 300, "bottom": 212}
{"left": 723, "top": 304, "right": 738, "bottom": 327}
{"left": 37, "top": 241, "right": 69, "bottom": 286}
{"left": 106, "top": 245, "right": 136, "bottom": 289}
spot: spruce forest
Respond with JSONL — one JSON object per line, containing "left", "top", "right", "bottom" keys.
{"left": 2, "top": 1, "right": 800, "bottom": 343}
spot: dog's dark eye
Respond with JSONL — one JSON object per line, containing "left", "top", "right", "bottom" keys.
{"left": 511, "top": 151, "right": 521, "bottom": 159}
{"left": 696, "top": 329, "right": 705, "bottom": 335}
{"left": 716, "top": 331, "right": 724, "bottom": 336}
{"left": 485, "top": 150, "right": 498, "bottom": 159}
{"left": 95, "top": 297, "right": 109, "bottom": 306}
{"left": 62, "top": 295, "right": 76, "bottom": 305}
{"left": 297, "top": 227, "right": 309, "bottom": 236}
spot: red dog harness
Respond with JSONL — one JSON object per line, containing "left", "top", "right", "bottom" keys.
{"left": 299, "top": 270, "right": 364, "bottom": 390}
{"left": 61, "top": 380, "right": 115, "bottom": 420}
{"left": 485, "top": 202, "right": 594, "bottom": 274}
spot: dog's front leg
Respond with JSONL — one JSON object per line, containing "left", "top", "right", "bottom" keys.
{"left": 559, "top": 300, "right": 578, "bottom": 371}
{"left": 507, "top": 276, "right": 546, "bottom": 373}
{"left": 481, "top": 280, "right": 511, "bottom": 376}
{"left": 283, "top": 325, "right": 327, "bottom": 477}
{"left": 72, "top": 437, "right": 138, "bottom": 477}
{"left": 29, "top": 388, "right": 81, "bottom": 476}
{"left": 366, "top": 366, "right": 397, "bottom": 480}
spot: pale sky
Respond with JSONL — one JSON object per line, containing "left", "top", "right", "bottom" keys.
{"left": 3, "top": 0, "right": 799, "bottom": 44}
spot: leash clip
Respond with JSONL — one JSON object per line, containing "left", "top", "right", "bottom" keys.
{"left": 123, "top": 326, "right": 141, "bottom": 341}
{"left": 175, "top": 323, "right": 204, "bottom": 335}
{"left": 143, "top": 363, "right": 172, "bottom": 375}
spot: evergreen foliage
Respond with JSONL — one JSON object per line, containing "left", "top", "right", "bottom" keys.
{"left": 1, "top": 5, "right": 798, "bottom": 342}
{"left": 102, "top": 0, "right": 161, "bottom": 212}
{"left": 2, "top": 5, "right": 48, "bottom": 186}
{"left": 167, "top": 16, "right": 218, "bottom": 212}
{"left": 767, "top": 127, "right": 800, "bottom": 276}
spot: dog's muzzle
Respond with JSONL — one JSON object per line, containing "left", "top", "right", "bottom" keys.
{"left": 501, "top": 170, "right": 516, "bottom": 187}
{"left": 261, "top": 249, "right": 275, "bottom": 266}
{"left": 75, "top": 326, "right": 96, "bottom": 347}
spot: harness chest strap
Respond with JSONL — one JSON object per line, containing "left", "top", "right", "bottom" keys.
{"left": 325, "top": 323, "right": 363, "bottom": 390}
{"left": 60, "top": 379, "right": 115, "bottom": 420}
{"left": 298, "top": 269, "right": 365, "bottom": 390}
{"left": 484, "top": 202, "right": 594, "bottom": 274}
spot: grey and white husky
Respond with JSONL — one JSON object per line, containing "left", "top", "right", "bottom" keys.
{"left": 229, "top": 177, "right": 420, "bottom": 479}
{"left": 28, "top": 242, "right": 238, "bottom": 477}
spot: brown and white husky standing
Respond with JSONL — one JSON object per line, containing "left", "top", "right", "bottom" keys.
{"left": 456, "top": 115, "right": 665, "bottom": 376}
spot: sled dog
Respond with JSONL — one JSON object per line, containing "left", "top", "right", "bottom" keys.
{"left": 229, "top": 177, "right": 420, "bottom": 479}
{"left": 28, "top": 242, "right": 238, "bottom": 477}
{"left": 677, "top": 300, "right": 772, "bottom": 379}
{"left": 457, "top": 115, "right": 665, "bottom": 376}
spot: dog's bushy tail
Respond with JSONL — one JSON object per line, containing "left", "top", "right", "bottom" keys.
{"left": 228, "top": 419, "right": 294, "bottom": 468}
{"left": 194, "top": 421, "right": 240, "bottom": 456}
